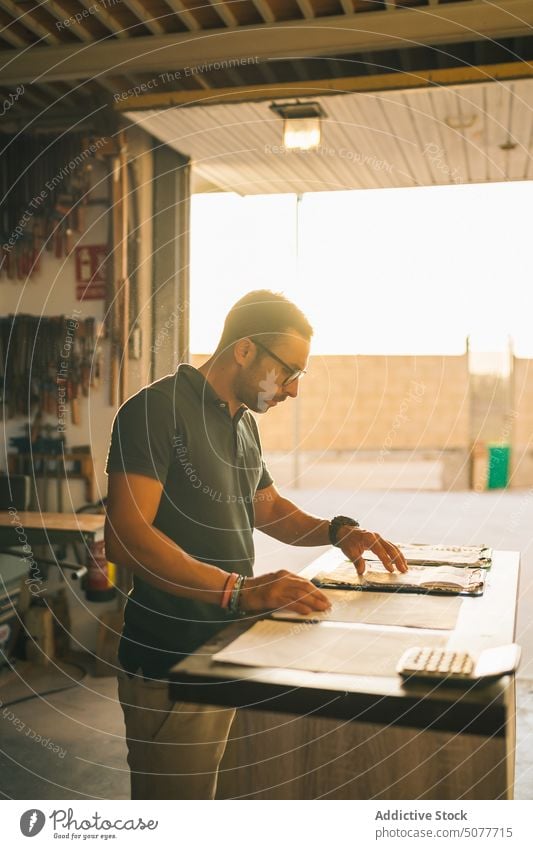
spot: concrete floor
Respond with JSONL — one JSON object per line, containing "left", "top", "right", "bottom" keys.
{"left": 1, "top": 489, "right": 532, "bottom": 800}
{"left": 0, "top": 668, "right": 130, "bottom": 800}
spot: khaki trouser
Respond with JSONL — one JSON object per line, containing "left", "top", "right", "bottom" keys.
{"left": 117, "top": 666, "right": 236, "bottom": 800}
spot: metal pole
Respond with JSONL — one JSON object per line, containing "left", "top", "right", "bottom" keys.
{"left": 293, "top": 193, "right": 302, "bottom": 488}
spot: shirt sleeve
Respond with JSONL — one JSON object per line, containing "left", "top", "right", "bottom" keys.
{"left": 246, "top": 411, "right": 274, "bottom": 491}
{"left": 257, "top": 460, "right": 274, "bottom": 491}
{"left": 105, "top": 388, "right": 176, "bottom": 482}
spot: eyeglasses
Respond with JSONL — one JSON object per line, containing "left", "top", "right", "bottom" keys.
{"left": 251, "top": 338, "right": 307, "bottom": 386}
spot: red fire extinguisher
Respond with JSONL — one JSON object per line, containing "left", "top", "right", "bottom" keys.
{"left": 85, "top": 540, "right": 116, "bottom": 602}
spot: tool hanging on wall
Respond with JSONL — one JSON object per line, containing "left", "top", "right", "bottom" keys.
{"left": 127, "top": 160, "right": 140, "bottom": 359}
{"left": 0, "top": 132, "right": 94, "bottom": 280}
{"left": 75, "top": 245, "right": 108, "bottom": 300}
{"left": 0, "top": 314, "right": 102, "bottom": 422}
{"left": 106, "top": 130, "right": 130, "bottom": 407}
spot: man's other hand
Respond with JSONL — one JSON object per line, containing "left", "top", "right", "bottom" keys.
{"left": 336, "top": 527, "right": 408, "bottom": 576}
{"left": 241, "top": 570, "right": 331, "bottom": 616}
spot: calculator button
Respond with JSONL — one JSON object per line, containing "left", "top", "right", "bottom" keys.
{"left": 462, "top": 656, "right": 474, "bottom": 675}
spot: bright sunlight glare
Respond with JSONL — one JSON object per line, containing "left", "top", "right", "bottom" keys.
{"left": 190, "top": 181, "right": 533, "bottom": 366}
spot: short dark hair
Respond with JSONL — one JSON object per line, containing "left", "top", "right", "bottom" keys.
{"left": 215, "top": 290, "right": 313, "bottom": 354}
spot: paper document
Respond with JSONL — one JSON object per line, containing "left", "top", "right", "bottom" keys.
{"left": 271, "top": 589, "right": 461, "bottom": 630}
{"left": 314, "top": 561, "right": 486, "bottom": 596}
{"left": 364, "top": 542, "right": 492, "bottom": 568}
{"left": 214, "top": 620, "right": 447, "bottom": 677}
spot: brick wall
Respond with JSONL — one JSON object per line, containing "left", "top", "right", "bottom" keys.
{"left": 191, "top": 353, "right": 470, "bottom": 452}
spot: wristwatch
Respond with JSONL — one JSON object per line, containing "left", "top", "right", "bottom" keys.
{"left": 329, "top": 515, "right": 360, "bottom": 547}
{"left": 228, "top": 574, "right": 246, "bottom": 615}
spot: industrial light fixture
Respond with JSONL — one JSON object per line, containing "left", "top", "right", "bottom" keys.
{"left": 444, "top": 114, "right": 477, "bottom": 130}
{"left": 270, "top": 101, "right": 326, "bottom": 150}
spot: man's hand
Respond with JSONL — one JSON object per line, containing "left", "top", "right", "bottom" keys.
{"left": 336, "top": 527, "right": 408, "bottom": 576}
{"left": 240, "top": 570, "right": 331, "bottom": 616}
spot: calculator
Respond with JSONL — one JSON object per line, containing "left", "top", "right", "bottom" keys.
{"left": 397, "top": 644, "right": 521, "bottom": 682}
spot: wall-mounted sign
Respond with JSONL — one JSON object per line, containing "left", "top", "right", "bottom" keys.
{"left": 75, "top": 244, "right": 108, "bottom": 300}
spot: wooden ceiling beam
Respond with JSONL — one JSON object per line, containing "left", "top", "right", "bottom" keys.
{"left": 38, "top": 0, "right": 96, "bottom": 42}
{"left": 32, "top": 79, "right": 99, "bottom": 115}
{"left": 2, "top": 0, "right": 533, "bottom": 85}
{"left": 12, "top": 85, "right": 50, "bottom": 108}
{"left": 0, "top": 105, "right": 99, "bottom": 130}
{"left": 0, "top": 0, "right": 60, "bottom": 44}
{"left": 251, "top": 0, "right": 275, "bottom": 23}
{"left": 0, "top": 13, "right": 28, "bottom": 47}
{"left": 114, "top": 60, "right": 533, "bottom": 111}
{"left": 296, "top": 0, "right": 315, "bottom": 19}
{"left": 93, "top": 76, "right": 121, "bottom": 93}
{"left": 194, "top": 75, "right": 211, "bottom": 89}
{"left": 164, "top": 1, "right": 201, "bottom": 31}
{"left": 121, "top": 0, "right": 166, "bottom": 35}
{"left": 258, "top": 59, "right": 279, "bottom": 83}
{"left": 35, "top": 80, "right": 75, "bottom": 101}
{"left": 209, "top": 1, "right": 239, "bottom": 28}
{"left": 77, "top": 0, "right": 128, "bottom": 39}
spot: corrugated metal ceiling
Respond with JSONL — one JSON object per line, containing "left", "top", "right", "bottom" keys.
{"left": 126, "top": 78, "right": 533, "bottom": 193}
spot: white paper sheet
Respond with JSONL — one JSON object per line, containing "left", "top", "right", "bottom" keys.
{"left": 213, "top": 620, "right": 448, "bottom": 677}
{"left": 271, "top": 589, "right": 461, "bottom": 630}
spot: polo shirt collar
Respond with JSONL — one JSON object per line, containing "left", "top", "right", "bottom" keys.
{"left": 178, "top": 363, "right": 247, "bottom": 423}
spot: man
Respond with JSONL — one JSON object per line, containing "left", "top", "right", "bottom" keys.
{"left": 105, "top": 289, "right": 407, "bottom": 800}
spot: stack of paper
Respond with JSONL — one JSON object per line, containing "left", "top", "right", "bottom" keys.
{"left": 364, "top": 542, "right": 492, "bottom": 568}
{"left": 313, "top": 561, "right": 486, "bottom": 596}
{"left": 213, "top": 620, "right": 447, "bottom": 677}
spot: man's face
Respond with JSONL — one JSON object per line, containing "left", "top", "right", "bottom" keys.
{"left": 235, "top": 331, "right": 310, "bottom": 414}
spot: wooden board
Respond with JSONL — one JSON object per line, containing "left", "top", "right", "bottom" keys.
{"left": 0, "top": 511, "right": 105, "bottom": 546}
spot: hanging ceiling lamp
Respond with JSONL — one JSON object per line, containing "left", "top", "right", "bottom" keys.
{"left": 270, "top": 101, "right": 326, "bottom": 151}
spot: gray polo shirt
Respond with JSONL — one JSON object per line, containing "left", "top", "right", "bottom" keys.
{"left": 105, "top": 363, "right": 273, "bottom": 678}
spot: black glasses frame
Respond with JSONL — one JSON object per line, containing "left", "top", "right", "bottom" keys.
{"left": 251, "top": 338, "right": 306, "bottom": 386}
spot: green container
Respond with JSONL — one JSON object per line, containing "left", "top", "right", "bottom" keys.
{"left": 487, "top": 444, "right": 510, "bottom": 489}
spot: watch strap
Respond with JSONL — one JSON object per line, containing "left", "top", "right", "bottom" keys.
{"left": 329, "top": 515, "right": 360, "bottom": 547}
{"left": 228, "top": 574, "right": 246, "bottom": 614}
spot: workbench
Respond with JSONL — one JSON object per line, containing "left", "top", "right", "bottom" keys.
{"left": 169, "top": 548, "right": 520, "bottom": 800}
{"left": 0, "top": 511, "right": 105, "bottom": 548}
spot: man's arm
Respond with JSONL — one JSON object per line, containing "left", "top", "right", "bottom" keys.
{"left": 105, "top": 472, "right": 331, "bottom": 615}
{"left": 254, "top": 484, "right": 330, "bottom": 546}
{"left": 105, "top": 472, "right": 229, "bottom": 605}
{"left": 254, "top": 484, "right": 408, "bottom": 575}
